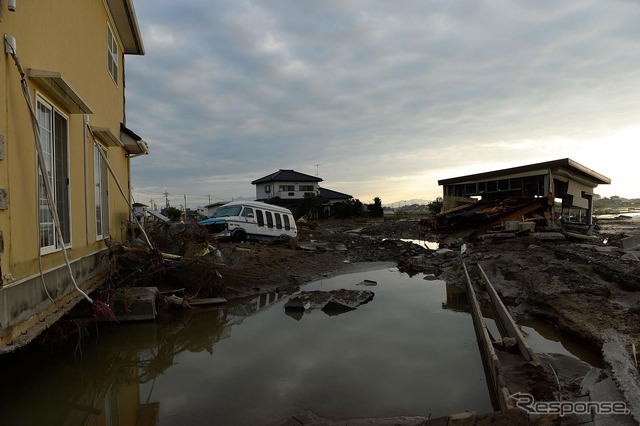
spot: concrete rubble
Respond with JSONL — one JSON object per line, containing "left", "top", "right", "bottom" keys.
{"left": 284, "top": 289, "right": 375, "bottom": 314}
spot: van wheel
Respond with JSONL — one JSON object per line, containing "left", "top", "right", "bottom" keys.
{"left": 233, "top": 231, "right": 246, "bottom": 243}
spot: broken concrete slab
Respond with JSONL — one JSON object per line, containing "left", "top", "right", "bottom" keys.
{"left": 566, "top": 231, "right": 600, "bottom": 241}
{"left": 299, "top": 242, "right": 348, "bottom": 252}
{"left": 110, "top": 287, "right": 159, "bottom": 321}
{"left": 504, "top": 221, "right": 520, "bottom": 232}
{"left": 284, "top": 292, "right": 333, "bottom": 311}
{"left": 581, "top": 367, "right": 605, "bottom": 396}
{"left": 284, "top": 290, "right": 374, "bottom": 315}
{"left": 621, "top": 252, "right": 640, "bottom": 262}
{"left": 595, "top": 246, "right": 618, "bottom": 253}
{"left": 517, "top": 221, "right": 536, "bottom": 233}
{"left": 447, "top": 411, "right": 476, "bottom": 426}
{"left": 602, "top": 329, "right": 640, "bottom": 423}
{"left": 621, "top": 234, "right": 640, "bottom": 250}
{"left": 434, "top": 248, "right": 456, "bottom": 258}
{"left": 356, "top": 279, "right": 377, "bottom": 286}
{"left": 323, "top": 289, "right": 375, "bottom": 311}
{"left": 532, "top": 232, "right": 566, "bottom": 241}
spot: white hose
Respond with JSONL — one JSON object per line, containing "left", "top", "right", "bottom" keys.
{"left": 5, "top": 39, "right": 92, "bottom": 303}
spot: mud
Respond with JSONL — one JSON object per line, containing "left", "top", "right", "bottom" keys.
{"left": 118, "top": 215, "right": 640, "bottom": 354}
{"left": 205, "top": 216, "right": 640, "bottom": 354}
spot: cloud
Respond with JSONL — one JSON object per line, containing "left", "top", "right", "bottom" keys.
{"left": 126, "top": 0, "right": 640, "bottom": 205}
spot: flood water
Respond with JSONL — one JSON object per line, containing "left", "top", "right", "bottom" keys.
{"left": 0, "top": 266, "right": 494, "bottom": 425}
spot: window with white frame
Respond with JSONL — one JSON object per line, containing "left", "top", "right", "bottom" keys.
{"left": 36, "top": 97, "right": 71, "bottom": 250}
{"left": 94, "top": 144, "right": 110, "bottom": 239}
{"left": 107, "top": 24, "right": 118, "bottom": 84}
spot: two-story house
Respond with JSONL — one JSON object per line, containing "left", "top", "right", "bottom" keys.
{"left": 0, "top": 0, "right": 148, "bottom": 352}
{"left": 251, "top": 169, "right": 352, "bottom": 217}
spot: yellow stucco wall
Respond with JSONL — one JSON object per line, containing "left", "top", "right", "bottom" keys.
{"left": 0, "top": 1, "right": 137, "bottom": 282}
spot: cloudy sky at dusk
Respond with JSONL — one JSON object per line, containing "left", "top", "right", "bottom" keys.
{"left": 125, "top": 0, "right": 640, "bottom": 208}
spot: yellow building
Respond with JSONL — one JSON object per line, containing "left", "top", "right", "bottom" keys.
{"left": 0, "top": 0, "right": 148, "bottom": 352}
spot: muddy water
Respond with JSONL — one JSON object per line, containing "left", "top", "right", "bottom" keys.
{"left": 483, "top": 312, "right": 602, "bottom": 368}
{"left": 0, "top": 267, "right": 495, "bottom": 425}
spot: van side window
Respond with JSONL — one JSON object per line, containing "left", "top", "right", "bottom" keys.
{"left": 283, "top": 215, "right": 291, "bottom": 230}
{"left": 256, "top": 210, "right": 264, "bottom": 226}
{"left": 242, "top": 207, "right": 254, "bottom": 218}
{"left": 275, "top": 213, "right": 282, "bottom": 229}
{"left": 266, "top": 211, "right": 273, "bottom": 228}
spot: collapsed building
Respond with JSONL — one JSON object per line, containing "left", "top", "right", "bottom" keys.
{"left": 433, "top": 158, "right": 611, "bottom": 233}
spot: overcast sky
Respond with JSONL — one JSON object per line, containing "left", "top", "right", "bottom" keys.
{"left": 126, "top": 0, "right": 640, "bottom": 208}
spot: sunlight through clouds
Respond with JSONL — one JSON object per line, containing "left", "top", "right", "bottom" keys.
{"left": 126, "top": 0, "right": 640, "bottom": 205}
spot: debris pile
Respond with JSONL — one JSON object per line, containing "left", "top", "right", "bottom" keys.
{"left": 426, "top": 197, "right": 550, "bottom": 235}
{"left": 108, "top": 222, "right": 225, "bottom": 298}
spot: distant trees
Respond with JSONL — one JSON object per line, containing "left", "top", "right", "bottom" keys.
{"left": 333, "top": 198, "right": 365, "bottom": 218}
{"left": 294, "top": 193, "right": 323, "bottom": 219}
{"left": 367, "top": 197, "right": 384, "bottom": 218}
{"left": 161, "top": 206, "right": 183, "bottom": 221}
{"left": 427, "top": 197, "right": 443, "bottom": 215}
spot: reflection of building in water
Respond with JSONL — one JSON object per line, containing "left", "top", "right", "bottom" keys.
{"left": 0, "top": 292, "right": 287, "bottom": 425}
{"left": 60, "top": 351, "right": 160, "bottom": 425}
{"left": 227, "top": 292, "right": 286, "bottom": 319}
{"left": 442, "top": 284, "right": 470, "bottom": 313}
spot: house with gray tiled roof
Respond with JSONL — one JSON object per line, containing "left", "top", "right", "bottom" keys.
{"left": 251, "top": 169, "right": 352, "bottom": 216}
{"left": 251, "top": 170, "right": 323, "bottom": 201}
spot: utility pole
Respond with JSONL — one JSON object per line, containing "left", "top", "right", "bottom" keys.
{"left": 208, "top": 194, "right": 211, "bottom": 205}
{"left": 183, "top": 194, "right": 187, "bottom": 211}
{"left": 163, "top": 191, "right": 170, "bottom": 208}
{"left": 315, "top": 164, "right": 321, "bottom": 177}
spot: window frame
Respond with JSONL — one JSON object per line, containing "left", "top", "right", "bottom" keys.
{"left": 94, "top": 143, "right": 110, "bottom": 240}
{"left": 242, "top": 207, "right": 254, "bottom": 218}
{"left": 36, "top": 94, "right": 71, "bottom": 253}
{"left": 107, "top": 23, "right": 119, "bottom": 85}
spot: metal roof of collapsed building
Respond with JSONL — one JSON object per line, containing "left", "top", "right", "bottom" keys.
{"left": 438, "top": 158, "right": 611, "bottom": 186}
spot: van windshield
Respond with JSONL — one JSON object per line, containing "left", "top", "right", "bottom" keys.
{"left": 213, "top": 206, "right": 242, "bottom": 217}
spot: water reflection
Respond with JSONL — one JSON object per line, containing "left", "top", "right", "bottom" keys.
{"left": 441, "top": 283, "right": 602, "bottom": 367}
{"left": 0, "top": 292, "right": 285, "bottom": 426}
{"left": 442, "top": 283, "right": 470, "bottom": 313}
{"left": 2, "top": 270, "right": 493, "bottom": 424}
{"left": 386, "top": 238, "right": 440, "bottom": 250}
{"left": 0, "top": 270, "right": 605, "bottom": 425}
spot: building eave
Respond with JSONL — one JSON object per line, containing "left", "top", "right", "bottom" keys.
{"left": 105, "top": 0, "right": 145, "bottom": 55}
{"left": 27, "top": 69, "right": 93, "bottom": 114}
{"left": 438, "top": 158, "right": 611, "bottom": 186}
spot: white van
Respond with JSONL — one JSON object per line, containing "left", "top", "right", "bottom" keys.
{"left": 199, "top": 201, "right": 297, "bottom": 242}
